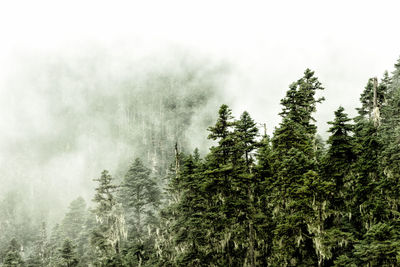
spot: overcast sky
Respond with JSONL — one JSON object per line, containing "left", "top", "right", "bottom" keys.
{"left": 0, "top": 1, "right": 400, "bottom": 211}
{"left": 1, "top": 0, "right": 400, "bottom": 132}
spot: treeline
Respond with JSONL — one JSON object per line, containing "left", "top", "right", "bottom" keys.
{"left": 2, "top": 57, "right": 400, "bottom": 266}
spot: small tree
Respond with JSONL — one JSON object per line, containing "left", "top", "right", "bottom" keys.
{"left": 58, "top": 239, "right": 78, "bottom": 267}
{"left": 3, "top": 238, "right": 24, "bottom": 267}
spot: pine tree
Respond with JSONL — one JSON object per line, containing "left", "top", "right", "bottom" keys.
{"left": 2, "top": 238, "right": 24, "bottom": 267}
{"left": 169, "top": 153, "right": 209, "bottom": 266}
{"left": 91, "top": 170, "right": 126, "bottom": 265}
{"left": 323, "top": 107, "right": 354, "bottom": 193}
{"left": 231, "top": 111, "right": 260, "bottom": 267}
{"left": 320, "top": 106, "right": 355, "bottom": 265}
{"left": 337, "top": 74, "right": 393, "bottom": 266}
{"left": 270, "top": 69, "right": 326, "bottom": 266}
{"left": 351, "top": 61, "right": 400, "bottom": 266}
{"left": 61, "top": 197, "right": 87, "bottom": 241}
{"left": 118, "top": 158, "right": 161, "bottom": 266}
{"left": 58, "top": 239, "right": 78, "bottom": 267}
{"left": 32, "top": 222, "right": 50, "bottom": 266}
{"left": 254, "top": 132, "right": 274, "bottom": 266}
{"left": 203, "top": 104, "right": 237, "bottom": 266}
{"left": 47, "top": 224, "right": 65, "bottom": 267}
{"left": 153, "top": 149, "right": 182, "bottom": 265}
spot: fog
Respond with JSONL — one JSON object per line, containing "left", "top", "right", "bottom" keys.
{"left": 1, "top": 0, "right": 400, "bottom": 224}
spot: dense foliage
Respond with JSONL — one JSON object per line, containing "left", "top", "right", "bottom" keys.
{"left": 2, "top": 57, "right": 400, "bottom": 266}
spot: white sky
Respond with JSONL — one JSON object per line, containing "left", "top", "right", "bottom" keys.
{"left": 1, "top": 0, "right": 400, "bottom": 135}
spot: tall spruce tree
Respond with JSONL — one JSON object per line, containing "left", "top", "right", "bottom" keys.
{"left": 270, "top": 69, "right": 327, "bottom": 266}
{"left": 91, "top": 170, "right": 126, "bottom": 266}
{"left": 168, "top": 153, "right": 209, "bottom": 266}
{"left": 254, "top": 132, "right": 275, "bottom": 266}
{"left": 203, "top": 104, "right": 236, "bottom": 266}
{"left": 231, "top": 111, "right": 260, "bottom": 267}
{"left": 118, "top": 158, "right": 161, "bottom": 266}
{"left": 61, "top": 197, "right": 87, "bottom": 241}
{"left": 320, "top": 106, "right": 355, "bottom": 265}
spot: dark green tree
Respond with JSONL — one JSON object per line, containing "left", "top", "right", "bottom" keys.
{"left": 320, "top": 107, "right": 355, "bottom": 265}
{"left": 58, "top": 239, "right": 78, "bottom": 267}
{"left": 269, "top": 69, "right": 327, "bottom": 266}
{"left": 254, "top": 132, "right": 274, "bottom": 266}
{"left": 118, "top": 158, "right": 161, "bottom": 266}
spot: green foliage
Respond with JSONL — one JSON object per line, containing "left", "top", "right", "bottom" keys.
{"left": 58, "top": 239, "right": 79, "bottom": 267}
{"left": 2, "top": 239, "right": 24, "bottom": 267}
{"left": 269, "top": 69, "right": 325, "bottom": 266}
{"left": 91, "top": 170, "right": 126, "bottom": 265}
{"left": 5, "top": 57, "right": 400, "bottom": 267}
{"left": 118, "top": 158, "right": 161, "bottom": 266}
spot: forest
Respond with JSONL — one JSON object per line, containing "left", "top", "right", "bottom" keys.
{"left": 1, "top": 56, "right": 400, "bottom": 267}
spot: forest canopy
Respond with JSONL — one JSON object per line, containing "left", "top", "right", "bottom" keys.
{"left": 1, "top": 56, "right": 400, "bottom": 266}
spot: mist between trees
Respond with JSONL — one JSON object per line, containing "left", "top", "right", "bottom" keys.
{"left": 1, "top": 53, "right": 400, "bottom": 266}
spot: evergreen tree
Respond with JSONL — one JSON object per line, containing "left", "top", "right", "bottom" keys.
{"left": 91, "top": 170, "right": 126, "bottom": 265}
{"left": 61, "top": 197, "right": 87, "bottom": 241}
{"left": 320, "top": 107, "right": 355, "bottom": 265}
{"left": 169, "top": 153, "right": 209, "bottom": 266}
{"left": 29, "top": 222, "right": 50, "bottom": 266}
{"left": 47, "top": 224, "right": 65, "bottom": 267}
{"left": 338, "top": 75, "right": 390, "bottom": 266}
{"left": 270, "top": 69, "right": 326, "bottom": 266}
{"left": 231, "top": 111, "right": 260, "bottom": 267}
{"left": 390, "top": 57, "right": 400, "bottom": 92}
{"left": 254, "top": 132, "right": 274, "bottom": 266}
{"left": 154, "top": 150, "right": 188, "bottom": 266}
{"left": 2, "top": 239, "right": 24, "bottom": 267}
{"left": 58, "top": 239, "right": 78, "bottom": 267}
{"left": 118, "top": 158, "right": 161, "bottom": 266}
{"left": 203, "top": 104, "right": 237, "bottom": 266}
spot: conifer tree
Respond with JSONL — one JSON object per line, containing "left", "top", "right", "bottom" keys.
{"left": 28, "top": 222, "right": 50, "bottom": 266}
{"left": 59, "top": 197, "right": 88, "bottom": 265}
{"left": 254, "top": 133, "right": 274, "bottom": 265}
{"left": 47, "top": 224, "right": 65, "bottom": 266}
{"left": 61, "top": 197, "right": 87, "bottom": 241}
{"left": 168, "top": 153, "right": 209, "bottom": 266}
{"left": 2, "top": 239, "right": 24, "bottom": 267}
{"left": 270, "top": 69, "right": 326, "bottom": 266}
{"left": 118, "top": 158, "right": 161, "bottom": 266}
{"left": 203, "top": 104, "right": 237, "bottom": 265}
{"left": 154, "top": 149, "right": 191, "bottom": 266}
{"left": 58, "top": 239, "right": 78, "bottom": 267}
{"left": 338, "top": 76, "right": 391, "bottom": 266}
{"left": 91, "top": 170, "right": 126, "bottom": 265}
{"left": 231, "top": 111, "right": 260, "bottom": 267}
{"left": 320, "top": 107, "right": 355, "bottom": 265}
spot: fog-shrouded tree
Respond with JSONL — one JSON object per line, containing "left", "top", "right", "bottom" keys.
{"left": 58, "top": 239, "right": 78, "bottom": 267}
{"left": 61, "top": 197, "right": 87, "bottom": 241}
{"left": 91, "top": 170, "right": 127, "bottom": 266}
{"left": 118, "top": 158, "right": 161, "bottom": 266}
{"left": 2, "top": 238, "right": 24, "bottom": 267}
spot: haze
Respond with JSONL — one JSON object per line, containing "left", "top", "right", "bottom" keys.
{"left": 0, "top": 0, "right": 400, "bottom": 223}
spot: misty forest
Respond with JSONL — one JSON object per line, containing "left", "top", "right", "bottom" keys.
{"left": 1, "top": 53, "right": 400, "bottom": 267}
